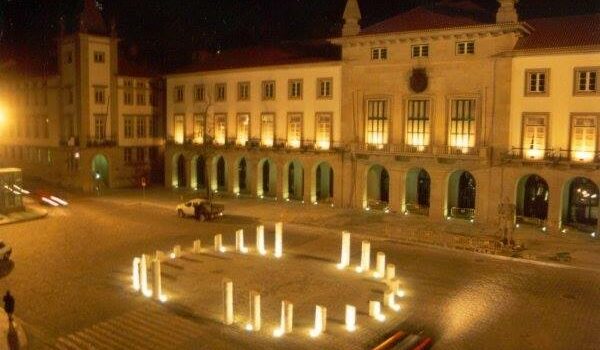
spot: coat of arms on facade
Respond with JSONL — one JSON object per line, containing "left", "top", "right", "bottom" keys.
{"left": 410, "top": 68, "right": 428, "bottom": 93}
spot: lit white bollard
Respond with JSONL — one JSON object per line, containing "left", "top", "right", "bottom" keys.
{"left": 245, "top": 291, "right": 261, "bottom": 331}
{"left": 337, "top": 231, "right": 351, "bottom": 269}
{"left": 384, "top": 289, "right": 400, "bottom": 312}
{"left": 369, "top": 300, "right": 385, "bottom": 322}
{"left": 236, "top": 229, "right": 249, "bottom": 254}
{"left": 345, "top": 305, "right": 357, "bottom": 332}
{"left": 170, "top": 245, "right": 182, "bottom": 259}
{"left": 140, "top": 254, "right": 151, "bottom": 297}
{"left": 192, "top": 240, "right": 202, "bottom": 253}
{"left": 274, "top": 300, "right": 294, "bottom": 337}
{"left": 215, "top": 234, "right": 226, "bottom": 253}
{"left": 222, "top": 278, "right": 234, "bottom": 325}
{"left": 274, "top": 222, "right": 283, "bottom": 258}
{"left": 374, "top": 252, "right": 386, "bottom": 279}
{"left": 256, "top": 225, "right": 267, "bottom": 255}
{"left": 386, "top": 264, "right": 396, "bottom": 280}
{"left": 285, "top": 301, "right": 293, "bottom": 334}
{"left": 132, "top": 257, "right": 141, "bottom": 291}
{"left": 309, "top": 305, "right": 327, "bottom": 337}
{"left": 153, "top": 258, "right": 166, "bottom": 302}
{"left": 356, "top": 241, "right": 371, "bottom": 273}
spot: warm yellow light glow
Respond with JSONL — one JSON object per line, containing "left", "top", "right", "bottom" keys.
{"left": 288, "top": 139, "right": 301, "bottom": 148}
{"left": 273, "top": 328, "right": 284, "bottom": 337}
{"left": 132, "top": 257, "right": 141, "bottom": 291}
{"left": 525, "top": 148, "right": 544, "bottom": 160}
{"left": 316, "top": 140, "right": 330, "bottom": 150}
{"left": 159, "top": 294, "right": 168, "bottom": 303}
{"left": 573, "top": 150, "right": 594, "bottom": 162}
{"left": 345, "top": 305, "right": 356, "bottom": 332}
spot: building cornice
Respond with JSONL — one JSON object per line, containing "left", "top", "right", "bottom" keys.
{"left": 329, "top": 22, "right": 530, "bottom": 47}
{"left": 497, "top": 45, "right": 600, "bottom": 57}
{"left": 165, "top": 60, "right": 342, "bottom": 79}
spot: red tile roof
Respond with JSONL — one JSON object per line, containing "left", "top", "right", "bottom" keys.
{"left": 516, "top": 14, "right": 600, "bottom": 50}
{"left": 360, "top": 1, "right": 492, "bottom": 35}
{"left": 171, "top": 43, "right": 340, "bottom": 74}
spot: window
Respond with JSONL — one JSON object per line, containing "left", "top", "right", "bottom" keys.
{"left": 124, "top": 148, "right": 133, "bottom": 164}
{"left": 194, "top": 84, "right": 205, "bottom": 101}
{"left": 449, "top": 99, "right": 477, "bottom": 151}
{"left": 94, "top": 115, "right": 106, "bottom": 140}
{"left": 317, "top": 78, "right": 333, "bottom": 99}
{"left": 371, "top": 48, "right": 388, "bottom": 60}
{"left": 262, "top": 81, "right": 276, "bottom": 100}
{"left": 214, "top": 114, "right": 227, "bottom": 145}
{"left": 260, "top": 113, "right": 275, "bottom": 146}
{"left": 574, "top": 68, "right": 598, "bottom": 94}
{"left": 522, "top": 114, "right": 547, "bottom": 160}
{"left": 94, "top": 88, "right": 105, "bottom": 104}
{"left": 124, "top": 90, "right": 133, "bottom": 105}
{"left": 174, "top": 86, "right": 184, "bottom": 103}
{"left": 124, "top": 117, "right": 134, "bottom": 138}
{"left": 65, "top": 51, "right": 73, "bottom": 64}
{"left": 136, "top": 116, "right": 147, "bottom": 138}
{"left": 570, "top": 115, "right": 597, "bottom": 162}
{"left": 406, "top": 99, "right": 430, "bottom": 149}
{"left": 149, "top": 115, "right": 157, "bottom": 138}
{"left": 33, "top": 117, "right": 40, "bottom": 138}
{"left": 93, "top": 51, "right": 105, "bottom": 63}
{"left": 411, "top": 44, "right": 429, "bottom": 58}
{"left": 525, "top": 69, "right": 548, "bottom": 95}
{"left": 237, "top": 114, "right": 250, "bottom": 145}
{"left": 238, "top": 82, "right": 250, "bottom": 101}
{"left": 136, "top": 92, "right": 146, "bottom": 105}
{"left": 215, "top": 83, "right": 227, "bottom": 102}
{"left": 366, "top": 100, "right": 388, "bottom": 145}
{"left": 136, "top": 147, "right": 146, "bottom": 163}
{"left": 124, "top": 80, "right": 133, "bottom": 88}
{"left": 315, "top": 113, "right": 332, "bottom": 150}
{"left": 193, "top": 114, "right": 205, "bottom": 144}
{"left": 173, "top": 114, "right": 184, "bottom": 144}
{"left": 456, "top": 41, "right": 475, "bottom": 55}
{"left": 288, "top": 79, "right": 303, "bottom": 99}
{"left": 150, "top": 92, "right": 158, "bottom": 107}
{"left": 287, "top": 114, "right": 302, "bottom": 148}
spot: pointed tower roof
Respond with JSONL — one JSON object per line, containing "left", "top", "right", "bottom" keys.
{"left": 342, "top": 0, "right": 361, "bottom": 36}
{"left": 78, "top": 0, "right": 108, "bottom": 35}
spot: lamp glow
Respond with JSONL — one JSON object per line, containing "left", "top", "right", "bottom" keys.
{"left": 132, "top": 257, "right": 141, "bottom": 291}
{"left": 345, "top": 305, "right": 356, "bottom": 332}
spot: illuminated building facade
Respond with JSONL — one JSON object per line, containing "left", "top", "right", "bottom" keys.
{"left": 0, "top": 0, "right": 165, "bottom": 191}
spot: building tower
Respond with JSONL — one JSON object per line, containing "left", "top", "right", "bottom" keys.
{"left": 342, "top": 0, "right": 361, "bottom": 37}
{"left": 496, "top": 0, "right": 519, "bottom": 23}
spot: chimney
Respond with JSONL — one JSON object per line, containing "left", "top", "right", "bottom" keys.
{"left": 342, "top": 0, "right": 361, "bottom": 37}
{"left": 496, "top": 0, "right": 519, "bottom": 23}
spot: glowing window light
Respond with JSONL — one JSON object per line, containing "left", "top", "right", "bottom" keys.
{"left": 570, "top": 116, "right": 596, "bottom": 162}
{"left": 316, "top": 113, "right": 332, "bottom": 150}
{"left": 525, "top": 148, "right": 544, "bottom": 160}
{"left": 236, "top": 114, "right": 250, "bottom": 146}
{"left": 260, "top": 113, "right": 274, "bottom": 147}
{"left": 287, "top": 114, "right": 302, "bottom": 148}
{"left": 214, "top": 114, "right": 227, "bottom": 145}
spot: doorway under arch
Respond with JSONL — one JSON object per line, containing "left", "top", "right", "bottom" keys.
{"left": 516, "top": 174, "right": 549, "bottom": 223}
{"left": 237, "top": 158, "right": 248, "bottom": 194}
{"left": 562, "top": 177, "right": 599, "bottom": 231}
{"left": 91, "top": 154, "right": 109, "bottom": 186}
{"left": 365, "top": 164, "right": 389, "bottom": 209}
{"left": 195, "top": 156, "right": 207, "bottom": 190}
{"left": 405, "top": 168, "right": 430, "bottom": 215}
{"left": 285, "top": 160, "right": 304, "bottom": 201}
{"left": 211, "top": 155, "right": 227, "bottom": 192}
{"left": 313, "top": 161, "right": 334, "bottom": 203}
{"left": 447, "top": 170, "right": 476, "bottom": 219}
{"left": 257, "top": 158, "right": 277, "bottom": 198}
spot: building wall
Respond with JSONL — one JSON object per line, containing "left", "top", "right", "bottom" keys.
{"left": 166, "top": 62, "right": 342, "bottom": 147}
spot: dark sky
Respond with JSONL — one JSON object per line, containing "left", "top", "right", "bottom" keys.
{"left": 0, "top": 0, "right": 598, "bottom": 70}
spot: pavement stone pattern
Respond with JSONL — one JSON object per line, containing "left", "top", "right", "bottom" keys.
{"left": 0, "top": 185, "right": 599, "bottom": 349}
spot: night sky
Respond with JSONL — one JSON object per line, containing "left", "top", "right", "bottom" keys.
{"left": 0, "top": 0, "right": 598, "bottom": 71}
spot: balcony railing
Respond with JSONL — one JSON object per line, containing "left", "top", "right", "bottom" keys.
{"left": 556, "top": 149, "right": 600, "bottom": 164}
{"left": 506, "top": 147, "right": 557, "bottom": 162}
{"left": 350, "top": 142, "right": 487, "bottom": 159}
{"left": 450, "top": 207, "right": 475, "bottom": 220}
{"left": 86, "top": 136, "right": 117, "bottom": 148}
{"left": 405, "top": 203, "right": 429, "bottom": 216}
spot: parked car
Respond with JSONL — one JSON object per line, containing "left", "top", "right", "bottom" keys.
{"left": 0, "top": 241, "right": 12, "bottom": 261}
{"left": 176, "top": 199, "right": 224, "bottom": 221}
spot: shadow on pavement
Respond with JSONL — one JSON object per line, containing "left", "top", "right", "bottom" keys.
{"left": 0, "top": 260, "right": 14, "bottom": 279}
